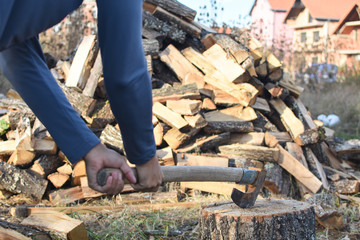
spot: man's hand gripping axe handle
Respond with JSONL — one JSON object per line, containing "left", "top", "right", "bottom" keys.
{"left": 97, "top": 166, "right": 266, "bottom": 208}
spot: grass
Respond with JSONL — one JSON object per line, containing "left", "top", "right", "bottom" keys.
{"left": 299, "top": 81, "right": 360, "bottom": 140}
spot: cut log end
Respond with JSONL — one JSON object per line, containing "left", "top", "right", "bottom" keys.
{"left": 200, "top": 199, "right": 316, "bottom": 240}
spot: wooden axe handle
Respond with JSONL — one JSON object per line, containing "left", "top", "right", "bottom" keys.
{"left": 97, "top": 166, "right": 255, "bottom": 186}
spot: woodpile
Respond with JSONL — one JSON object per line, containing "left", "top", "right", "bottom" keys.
{"left": 0, "top": 0, "right": 359, "bottom": 237}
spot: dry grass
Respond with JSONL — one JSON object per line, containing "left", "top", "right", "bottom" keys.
{"left": 300, "top": 82, "right": 360, "bottom": 139}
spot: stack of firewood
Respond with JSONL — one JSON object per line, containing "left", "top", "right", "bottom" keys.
{"left": 0, "top": 0, "right": 359, "bottom": 209}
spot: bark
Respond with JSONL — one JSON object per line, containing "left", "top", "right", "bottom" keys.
{"left": 200, "top": 199, "right": 316, "bottom": 240}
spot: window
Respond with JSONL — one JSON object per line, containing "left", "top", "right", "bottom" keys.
{"left": 313, "top": 31, "right": 320, "bottom": 42}
{"left": 301, "top": 32, "right": 307, "bottom": 43}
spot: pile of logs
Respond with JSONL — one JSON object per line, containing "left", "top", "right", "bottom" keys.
{"left": 0, "top": 0, "right": 359, "bottom": 210}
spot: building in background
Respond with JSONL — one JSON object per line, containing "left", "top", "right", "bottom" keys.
{"left": 284, "top": 0, "right": 357, "bottom": 73}
{"left": 250, "top": 0, "right": 294, "bottom": 66}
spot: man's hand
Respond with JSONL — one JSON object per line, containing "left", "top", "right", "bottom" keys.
{"left": 131, "top": 155, "right": 163, "bottom": 192}
{"left": 84, "top": 143, "right": 136, "bottom": 195}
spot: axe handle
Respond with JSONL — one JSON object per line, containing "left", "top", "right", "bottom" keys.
{"left": 97, "top": 166, "right": 257, "bottom": 186}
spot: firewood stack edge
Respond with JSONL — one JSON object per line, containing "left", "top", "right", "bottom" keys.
{"left": 0, "top": 0, "right": 359, "bottom": 223}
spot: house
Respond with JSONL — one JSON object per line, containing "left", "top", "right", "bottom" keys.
{"left": 283, "top": 0, "right": 357, "bottom": 71}
{"left": 332, "top": 3, "right": 360, "bottom": 69}
{"left": 250, "top": 0, "right": 294, "bottom": 58}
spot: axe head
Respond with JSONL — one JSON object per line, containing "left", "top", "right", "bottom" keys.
{"left": 231, "top": 170, "right": 266, "bottom": 208}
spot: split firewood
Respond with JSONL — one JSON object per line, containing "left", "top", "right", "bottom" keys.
{"left": 71, "top": 160, "right": 87, "bottom": 186}
{"left": 201, "top": 98, "right": 217, "bottom": 110}
{"left": 212, "top": 34, "right": 250, "bottom": 64}
{"left": 265, "top": 82, "right": 283, "bottom": 98}
{"left": 181, "top": 182, "right": 246, "bottom": 196}
{"left": 219, "top": 143, "right": 279, "bottom": 162}
{"left": 57, "top": 163, "right": 73, "bottom": 176}
{"left": 159, "top": 44, "right": 204, "bottom": 88}
{"left": 156, "top": 147, "right": 175, "bottom": 166}
{"left": 100, "top": 124, "right": 124, "bottom": 154}
{"left": 184, "top": 114, "right": 207, "bottom": 129}
{"left": 252, "top": 111, "right": 279, "bottom": 132}
{"left": 305, "top": 148, "right": 330, "bottom": 190}
{"left": 295, "top": 128, "right": 321, "bottom": 146}
{"left": 321, "top": 142, "right": 343, "bottom": 170}
{"left": 0, "top": 225, "right": 33, "bottom": 240}
{"left": 166, "top": 99, "right": 202, "bottom": 115}
{"left": 49, "top": 186, "right": 84, "bottom": 204}
{"left": 212, "top": 89, "right": 240, "bottom": 106}
{"left": 8, "top": 150, "right": 35, "bottom": 167}
{"left": 266, "top": 52, "right": 282, "bottom": 73}
{"left": 30, "top": 155, "right": 63, "bottom": 178}
{"left": 204, "top": 76, "right": 258, "bottom": 107}
{"left": 177, "top": 132, "right": 230, "bottom": 153}
{"left": 202, "top": 44, "right": 248, "bottom": 83}
{"left": 82, "top": 51, "right": 103, "bottom": 98}
{"left": 152, "top": 83, "right": 201, "bottom": 103}
{"left": 153, "top": 102, "right": 189, "bottom": 130}
{"left": 269, "top": 98, "right": 305, "bottom": 139}
{"left": 6, "top": 89, "right": 21, "bottom": 100}
{"left": 268, "top": 68, "right": 283, "bottom": 82}
{"left": 228, "top": 132, "right": 265, "bottom": 146}
{"left": 90, "top": 102, "right": 115, "bottom": 129}
{"left": 163, "top": 127, "right": 193, "bottom": 150}
{"left": 32, "top": 118, "right": 51, "bottom": 140}
{"left": 255, "top": 62, "right": 268, "bottom": 79}
{"left": 232, "top": 30, "right": 263, "bottom": 63}
{"left": 153, "top": 123, "right": 164, "bottom": 146}
{"left": 334, "top": 180, "right": 359, "bottom": 194}
{"left": 278, "top": 77, "right": 304, "bottom": 98}
{"left": 177, "top": 153, "right": 230, "bottom": 167}
{"left": 47, "top": 173, "right": 70, "bottom": 189}
{"left": 264, "top": 131, "right": 279, "bottom": 148}
{"left": 263, "top": 162, "right": 292, "bottom": 195}
{"left": 66, "top": 35, "right": 97, "bottom": 90}
{"left": 0, "top": 162, "right": 48, "bottom": 201}
{"left": 251, "top": 97, "right": 270, "bottom": 112}
{"left": 142, "top": 39, "right": 160, "bottom": 56}
{"left": 21, "top": 210, "right": 88, "bottom": 240}
{"left": 276, "top": 145, "right": 322, "bottom": 193}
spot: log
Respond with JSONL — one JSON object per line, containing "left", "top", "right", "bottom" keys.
{"left": 0, "top": 162, "right": 48, "bottom": 200}
{"left": 159, "top": 44, "right": 204, "bottom": 88}
{"left": 294, "top": 128, "right": 320, "bottom": 146}
{"left": 152, "top": 83, "right": 201, "bottom": 103}
{"left": 0, "top": 220, "right": 48, "bottom": 240}
{"left": 49, "top": 186, "right": 84, "bottom": 204}
{"left": 202, "top": 98, "right": 217, "bottom": 110}
{"left": 21, "top": 210, "right": 88, "bottom": 240}
{"left": 0, "top": 225, "right": 32, "bottom": 240}
{"left": 177, "top": 153, "right": 230, "bottom": 167}
{"left": 7, "top": 150, "right": 35, "bottom": 166}
{"left": 204, "top": 120, "right": 254, "bottom": 134}
{"left": 219, "top": 144, "right": 279, "bottom": 162}
{"left": 278, "top": 78, "right": 304, "bottom": 98}
{"left": 265, "top": 82, "right": 284, "bottom": 98}
{"left": 144, "top": 0, "right": 197, "bottom": 21}
{"left": 334, "top": 180, "right": 359, "bottom": 194}
{"left": 57, "top": 163, "right": 73, "bottom": 176}
{"left": 212, "top": 89, "right": 240, "bottom": 106}
{"left": 264, "top": 131, "right": 279, "bottom": 148}
{"left": 181, "top": 182, "right": 246, "bottom": 196}
{"left": 163, "top": 127, "right": 192, "bottom": 150}
{"left": 251, "top": 97, "right": 270, "bottom": 112}
{"left": 200, "top": 199, "right": 316, "bottom": 240}
{"left": 263, "top": 162, "right": 292, "bottom": 195}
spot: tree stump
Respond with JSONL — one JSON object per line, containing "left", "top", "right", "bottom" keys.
{"left": 200, "top": 199, "right": 315, "bottom": 240}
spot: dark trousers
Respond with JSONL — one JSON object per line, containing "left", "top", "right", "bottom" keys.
{"left": 0, "top": 0, "right": 156, "bottom": 164}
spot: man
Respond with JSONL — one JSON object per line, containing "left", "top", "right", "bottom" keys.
{"left": 0, "top": 0, "right": 163, "bottom": 194}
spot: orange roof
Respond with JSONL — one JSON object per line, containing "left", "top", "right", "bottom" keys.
{"left": 300, "top": 0, "right": 357, "bottom": 20}
{"left": 333, "top": 3, "right": 360, "bottom": 34}
{"left": 268, "top": 0, "right": 294, "bottom": 11}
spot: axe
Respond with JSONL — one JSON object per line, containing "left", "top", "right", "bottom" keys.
{"left": 97, "top": 166, "right": 266, "bottom": 208}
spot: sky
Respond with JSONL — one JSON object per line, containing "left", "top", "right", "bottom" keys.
{"left": 178, "top": 0, "right": 255, "bottom": 27}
